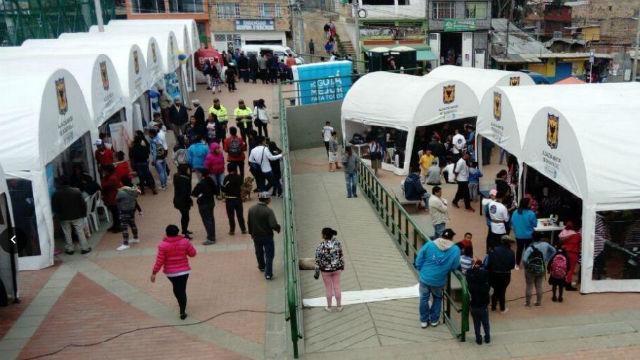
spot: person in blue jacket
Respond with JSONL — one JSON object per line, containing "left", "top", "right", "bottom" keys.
{"left": 187, "top": 135, "right": 210, "bottom": 176}
{"left": 510, "top": 197, "right": 538, "bottom": 269}
{"left": 404, "top": 166, "right": 429, "bottom": 207}
{"left": 415, "top": 228, "right": 461, "bottom": 328}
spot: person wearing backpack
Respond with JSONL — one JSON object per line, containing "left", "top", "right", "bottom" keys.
{"left": 548, "top": 248, "right": 569, "bottom": 302}
{"left": 521, "top": 236, "right": 556, "bottom": 307}
{"left": 223, "top": 126, "right": 247, "bottom": 180}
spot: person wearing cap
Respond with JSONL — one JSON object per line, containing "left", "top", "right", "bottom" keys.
{"left": 169, "top": 98, "right": 189, "bottom": 141}
{"left": 94, "top": 139, "right": 114, "bottom": 174}
{"left": 51, "top": 176, "right": 91, "bottom": 255}
{"left": 428, "top": 186, "right": 449, "bottom": 239}
{"left": 415, "top": 228, "right": 461, "bottom": 328}
{"left": 234, "top": 100, "right": 254, "bottom": 141}
{"left": 248, "top": 192, "right": 281, "bottom": 280}
{"left": 484, "top": 235, "right": 516, "bottom": 313}
{"left": 208, "top": 98, "right": 228, "bottom": 137}
{"left": 192, "top": 99, "right": 206, "bottom": 135}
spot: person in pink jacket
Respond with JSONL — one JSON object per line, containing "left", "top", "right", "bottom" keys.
{"left": 204, "top": 142, "right": 225, "bottom": 188}
{"left": 151, "top": 225, "right": 197, "bottom": 320}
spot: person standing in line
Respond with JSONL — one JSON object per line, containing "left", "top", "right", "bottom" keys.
{"left": 223, "top": 126, "right": 247, "bottom": 180}
{"left": 322, "top": 121, "right": 334, "bottom": 156}
{"left": 485, "top": 235, "right": 516, "bottom": 313}
{"left": 466, "top": 259, "right": 491, "bottom": 345}
{"left": 368, "top": 137, "right": 383, "bottom": 177}
{"left": 315, "top": 227, "right": 344, "bottom": 312}
{"left": 173, "top": 164, "right": 193, "bottom": 240}
{"left": 559, "top": 221, "right": 582, "bottom": 291}
{"left": 327, "top": 131, "right": 341, "bottom": 172}
{"left": 191, "top": 169, "right": 219, "bottom": 245}
{"left": 452, "top": 152, "right": 474, "bottom": 212}
{"left": 169, "top": 98, "right": 189, "bottom": 141}
{"left": 468, "top": 162, "right": 482, "bottom": 201}
{"left": 208, "top": 98, "right": 228, "bottom": 138}
{"left": 258, "top": 54, "right": 268, "bottom": 84}
{"left": 101, "top": 164, "right": 122, "bottom": 232}
{"left": 248, "top": 136, "right": 283, "bottom": 193}
{"left": 187, "top": 135, "right": 209, "bottom": 177}
{"left": 158, "top": 89, "right": 172, "bottom": 125}
{"left": 248, "top": 192, "right": 282, "bottom": 280}
{"left": 129, "top": 130, "right": 157, "bottom": 195}
{"left": 114, "top": 151, "right": 131, "bottom": 181}
{"left": 452, "top": 129, "right": 466, "bottom": 158}
{"left": 204, "top": 141, "right": 225, "bottom": 189}
{"left": 94, "top": 139, "right": 114, "bottom": 172}
{"left": 205, "top": 113, "right": 218, "bottom": 144}
{"left": 415, "top": 229, "right": 461, "bottom": 328}
{"left": 192, "top": 99, "right": 206, "bottom": 134}
{"left": 149, "top": 127, "right": 169, "bottom": 190}
{"left": 342, "top": 145, "right": 358, "bottom": 198}
{"left": 522, "top": 236, "right": 556, "bottom": 307}
{"left": 548, "top": 248, "right": 570, "bottom": 302}
{"left": 51, "top": 177, "right": 91, "bottom": 255}
{"left": 308, "top": 38, "right": 315, "bottom": 55}
{"left": 238, "top": 52, "right": 249, "bottom": 83}
{"left": 115, "top": 177, "right": 141, "bottom": 251}
{"left": 428, "top": 186, "right": 449, "bottom": 239}
{"left": 222, "top": 163, "right": 247, "bottom": 235}
{"left": 151, "top": 225, "right": 197, "bottom": 320}
{"left": 234, "top": 100, "right": 254, "bottom": 141}
{"left": 253, "top": 99, "right": 270, "bottom": 138}
{"left": 487, "top": 191, "right": 510, "bottom": 252}
{"left": 511, "top": 198, "right": 538, "bottom": 269}
{"left": 248, "top": 53, "right": 259, "bottom": 84}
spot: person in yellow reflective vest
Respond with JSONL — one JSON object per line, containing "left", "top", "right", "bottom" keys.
{"left": 208, "top": 98, "right": 228, "bottom": 138}
{"left": 234, "top": 99, "right": 253, "bottom": 141}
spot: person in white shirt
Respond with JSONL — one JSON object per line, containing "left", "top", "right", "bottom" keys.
{"left": 249, "top": 136, "right": 283, "bottom": 194}
{"left": 452, "top": 129, "right": 466, "bottom": 155}
{"left": 452, "top": 152, "right": 474, "bottom": 211}
{"left": 442, "top": 158, "right": 456, "bottom": 184}
{"left": 488, "top": 192, "right": 510, "bottom": 251}
{"left": 322, "top": 121, "right": 334, "bottom": 156}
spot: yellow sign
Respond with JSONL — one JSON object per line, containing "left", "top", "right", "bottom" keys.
{"left": 493, "top": 92, "right": 501, "bottom": 121}
{"left": 55, "top": 78, "right": 68, "bottom": 115}
{"left": 547, "top": 113, "right": 559, "bottom": 149}
{"left": 443, "top": 85, "right": 455, "bottom": 104}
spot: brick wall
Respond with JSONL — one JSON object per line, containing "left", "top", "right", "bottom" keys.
{"left": 209, "top": 0, "right": 290, "bottom": 32}
{"left": 571, "top": 0, "right": 640, "bottom": 45}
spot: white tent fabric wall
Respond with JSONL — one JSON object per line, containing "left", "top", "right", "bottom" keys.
{"left": 521, "top": 82, "right": 640, "bottom": 293}
{"left": 105, "top": 19, "right": 200, "bottom": 54}
{"left": 0, "top": 68, "right": 94, "bottom": 270}
{"left": 0, "top": 163, "right": 17, "bottom": 299}
{"left": 341, "top": 72, "right": 479, "bottom": 175}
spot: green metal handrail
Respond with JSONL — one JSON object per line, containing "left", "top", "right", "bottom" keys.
{"left": 279, "top": 83, "right": 303, "bottom": 358}
{"left": 355, "top": 158, "right": 469, "bottom": 341}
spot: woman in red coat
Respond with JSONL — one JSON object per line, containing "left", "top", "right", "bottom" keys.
{"left": 151, "top": 225, "right": 197, "bottom": 319}
{"left": 559, "top": 221, "right": 582, "bottom": 291}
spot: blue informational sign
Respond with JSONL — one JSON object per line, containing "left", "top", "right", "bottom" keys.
{"left": 292, "top": 61, "right": 353, "bottom": 105}
{"left": 164, "top": 72, "right": 182, "bottom": 103}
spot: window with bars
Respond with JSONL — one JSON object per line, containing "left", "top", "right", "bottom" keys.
{"left": 432, "top": 2, "right": 455, "bottom": 19}
{"left": 217, "top": 3, "right": 240, "bottom": 19}
{"left": 465, "top": 2, "right": 487, "bottom": 19}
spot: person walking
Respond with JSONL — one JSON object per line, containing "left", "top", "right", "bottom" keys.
{"left": 368, "top": 138, "right": 383, "bottom": 177}
{"left": 225, "top": 65, "right": 237, "bottom": 92}
{"left": 208, "top": 98, "right": 228, "bottom": 137}
{"left": 248, "top": 192, "right": 281, "bottom": 280}
{"left": 191, "top": 169, "right": 219, "bottom": 245}
{"left": 327, "top": 131, "right": 341, "bottom": 172}
{"left": 222, "top": 163, "right": 247, "bottom": 235}
{"left": 248, "top": 53, "right": 259, "bottom": 83}
{"left": 522, "top": 236, "right": 556, "bottom": 307}
{"left": 253, "top": 99, "right": 270, "bottom": 138}
{"left": 129, "top": 130, "right": 157, "bottom": 195}
{"left": 322, "top": 121, "right": 334, "bottom": 156}
{"left": 415, "top": 229, "right": 461, "bottom": 328}
{"left": 452, "top": 152, "right": 474, "bottom": 212}
{"left": 204, "top": 142, "right": 225, "bottom": 188}
{"left": 149, "top": 127, "right": 169, "bottom": 190}
{"left": 115, "top": 177, "right": 141, "bottom": 251}
{"left": 485, "top": 235, "right": 516, "bottom": 313}
{"left": 342, "top": 146, "right": 358, "bottom": 198}
{"left": 258, "top": 54, "right": 268, "bottom": 84}
{"left": 223, "top": 126, "right": 247, "bottom": 179}
{"left": 428, "top": 186, "right": 449, "bottom": 239}
{"left": 466, "top": 259, "right": 491, "bottom": 345}
{"left": 151, "top": 225, "right": 197, "bottom": 320}
{"left": 315, "top": 227, "right": 344, "bottom": 312}
{"left": 234, "top": 100, "right": 253, "bottom": 141}
{"left": 248, "top": 136, "right": 283, "bottom": 193}
{"left": 169, "top": 98, "right": 189, "bottom": 141}
{"left": 51, "top": 177, "right": 91, "bottom": 255}
{"left": 511, "top": 198, "right": 538, "bottom": 269}
{"left": 158, "top": 89, "right": 172, "bottom": 124}
{"left": 173, "top": 164, "right": 193, "bottom": 240}
{"left": 268, "top": 140, "right": 283, "bottom": 198}
{"left": 187, "top": 135, "right": 209, "bottom": 176}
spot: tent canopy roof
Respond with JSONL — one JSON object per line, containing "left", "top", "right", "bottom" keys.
{"left": 106, "top": 19, "right": 200, "bottom": 53}
{"left": 95, "top": 21, "right": 192, "bottom": 54}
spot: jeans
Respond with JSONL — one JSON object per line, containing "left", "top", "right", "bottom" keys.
{"left": 197, "top": 202, "right": 215, "bottom": 241}
{"left": 178, "top": 207, "right": 190, "bottom": 235}
{"left": 133, "top": 161, "right": 156, "bottom": 192}
{"left": 345, "top": 172, "right": 357, "bottom": 197}
{"left": 433, "top": 223, "right": 446, "bottom": 239}
{"left": 468, "top": 182, "right": 479, "bottom": 201}
{"left": 253, "top": 235, "right": 275, "bottom": 277}
{"left": 225, "top": 198, "right": 246, "bottom": 232}
{"left": 470, "top": 306, "right": 490, "bottom": 342}
{"left": 210, "top": 173, "right": 225, "bottom": 188}
{"left": 119, "top": 210, "right": 138, "bottom": 245}
{"left": 453, "top": 181, "right": 471, "bottom": 209}
{"left": 60, "top": 218, "right": 90, "bottom": 251}
{"left": 525, "top": 272, "right": 544, "bottom": 305}
{"left": 167, "top": 274, "right": 189, "bottom": 315}
{"left": 419, "top": 282, "right": 443, "bottom": 323}
{"left": 154, "top": 159, "right": 168, "bottom": 188}
{"left": 489, "top": 273, "right": 511, "bottom": 311}
{"left": 516, "top": 238, "right": 533, "bottom": 266}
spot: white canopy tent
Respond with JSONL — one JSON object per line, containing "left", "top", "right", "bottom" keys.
{"left": 0, "top": 163, "right": 18, "bottom": 301}
{"left": 106, "top": 19, "right": 200, "bottom": 54}
{"left": 521, "top": 82, "right": 640, "bottom": 293}
{"left": 0, "top": 68, "right": 94, "bottom": 270}
{"left": 341, "top": 72, "right": 479, "bottom": 175}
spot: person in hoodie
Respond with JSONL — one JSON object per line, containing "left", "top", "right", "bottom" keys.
{"left": 203, "top": 141, "right": 225, "bottom": 190}
{"left": 466, "top": 259, "right": 491, "bottom": 345}
{"left": 415, "top": 228, "right": 461, "bottom": 328}
{"left": 187, "top": 135, "right": 210, "bottom": 177}
{"left": 151, "top": 224, "right": 197, "bottom": 320}
{"left": 403, "top": 166, "right": 429, "bottom": 208}
{"left": 559, "top": 221, "right": 582, "bottom": 291}
{"left": 115, "top": 176, "right": 141, "bottom": 251}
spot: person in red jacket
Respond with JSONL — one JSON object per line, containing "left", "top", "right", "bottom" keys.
{"left": 223, "top": 126, "right": 247, "bottom": 179}
{"left": 114, "top": 151, "right": 132, "bottom": 181}
{"left": 559, "top": 221, "right": 582, "bottom": 291}
{"left": 101, "top": 164, "right": 122, "bottom": 232}
{"left": 151, "top": 225, "right": 197, "bottom": 320}
{"left": 95, "top": 139, "right": 114, "bottom": 173}
{"left": 203, "top": 141, "right": 225, "bottom": 188}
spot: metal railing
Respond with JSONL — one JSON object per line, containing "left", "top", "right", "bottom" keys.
{"left": 355, "top": 159, "right": 469, "bottom": 341}
{"left": 279, "top": 83, "right": 304, "bottom": 358}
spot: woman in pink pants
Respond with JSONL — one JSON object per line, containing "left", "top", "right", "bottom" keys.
{"left": 315, "top": 227, "right": 345, "bottom": 312}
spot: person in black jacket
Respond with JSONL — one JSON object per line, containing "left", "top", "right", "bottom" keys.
{"left": 485, "top": 235, "right": 516, "bottom": 313}
{"left": 191, "top": 168, "right": 219, "bottom": 245}
{"left": 169, "top": 98, "right": 189, "bottom": 140}
{"left": 173, "top": 165, "right": 193, "bottom": 239}
{"left": 129, "top": 130, "right": 156, "bottom": 195}
{"left": 192, "top": 99, "right": 206, "bottom": 135}
{"left": 51, "top": 176, "right": 91, "bottom": 255}
{"left": 222, "top": 163, "right": 246, "bottom": 235}
{"left": 466, "top": 260, "right": 491, "bottom": 345}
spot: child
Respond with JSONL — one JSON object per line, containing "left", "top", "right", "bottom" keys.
{"left": 468, "top": 162, "right": 483, "bottom": 201}
{"left": 466, "top": 260, "right": 491, "bottom": 345}
{"left": 459, "top": 244, "right": 473, "bottom": 274}
{"left": 548, "top": 248, "right": 569, "bottom": 302}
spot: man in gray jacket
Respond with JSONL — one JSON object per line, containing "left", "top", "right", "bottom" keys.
{"left": 342, "top": 146, "right": 358, "bottom": 198}
{"left": 115, "top": 177, "right": 140, "bottom": 251}
{"left": 51, "top": 177, "right": 91, "bottom": 255}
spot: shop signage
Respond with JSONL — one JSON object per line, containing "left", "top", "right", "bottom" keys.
{"left": 443, "top": 19, "right": 477, "bottom": 32}
{"left": 235, "top": 19, "right": 275, "bottom": 31}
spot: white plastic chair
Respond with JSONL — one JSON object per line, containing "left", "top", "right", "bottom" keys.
{"left": 86, "top": 193, "right": 99, "bottom": 232}
{"left": 94, "top": 190, "right": 111, "bottom": 227}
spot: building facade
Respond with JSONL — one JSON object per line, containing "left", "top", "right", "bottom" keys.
{"left": 126, "top": 0, "right": 210, "bottom": 45}
{"left": 208, "top": 0, "right": 290, "bottom": 53}
{"left": 427, "top": 0, "right": 492, "bottom": 68}
{"left": 570, "top": 0, "right": 640, "bottom": 45}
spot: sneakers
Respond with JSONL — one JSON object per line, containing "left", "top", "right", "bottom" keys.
{"left": 116, "top": 244, "right": 130, "bottom": 251}
{"left": 500, "top": 308, "right": 509, "bottom": 314}
{"left": 183, "top": 233, "right": 193, "bottom": 240}
{"left": 325, "top": 306, "right": 333, "bottom": 313}
{"left": 514, "top": 265, "right": 520, "bottom": 270}
{"left": 430, "top": 321, "right": 439, "bottom": 327}
{"left": 420, "top": 322, "right": 428, "bottom": 329}
{"left": 81, "top": 248, "right": 92, "bottom": 255}
{"left": 265, "top": 275, "right": 273, "bottom": 280}
{"left": 335, "top": 306, "right": 343, "bottom": 312}
{"left": 130, "top": 238, "right": 140, "bottom": 244}
{"left": 65, "top": 250, "right": 75, "bottom": 255}
{"left": 202, "top": 240, "right": 215, "bottom": 245}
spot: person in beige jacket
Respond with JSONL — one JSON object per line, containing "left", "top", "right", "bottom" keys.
{"left": 428, "top": 186, "right": 449, "bottom": 239}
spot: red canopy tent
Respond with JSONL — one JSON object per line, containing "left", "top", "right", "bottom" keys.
{"left": 194, "top": 47, "right": 223, "bottom": 71}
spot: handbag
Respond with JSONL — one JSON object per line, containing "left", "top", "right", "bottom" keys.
{"left": 249, "top": 147, "right": 266, "bottom": 173}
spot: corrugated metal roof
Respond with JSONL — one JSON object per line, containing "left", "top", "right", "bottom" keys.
{"left": 491, "top": 18, "right": 551, "bottom": 57}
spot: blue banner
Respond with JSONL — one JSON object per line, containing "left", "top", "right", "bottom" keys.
{"left": 293, "top": 61, "right": 353, "bottom": 105}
